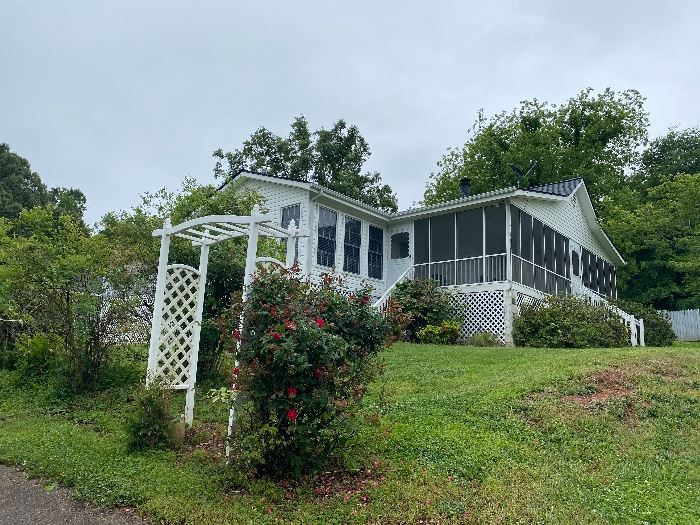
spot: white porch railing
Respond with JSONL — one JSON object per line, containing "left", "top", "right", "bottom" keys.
{"left": 373, "top": 265, "right": 414, "bottom": 312}
{"left": 571, "top": 281, "right": 644, "bottom": 346}
{"left": 414, "top": 254, "right": 507, "bottom": 286}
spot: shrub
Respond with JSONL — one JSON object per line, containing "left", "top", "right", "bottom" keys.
{"left": 217, "top": 267, "right": 390, "bottom": 479}
{"left": 464, "top": 331, "right": 503, "bottom": 347}
{"left": 611, "top": 299, "right": 676, "bottom": 347}
{"left": 513, "top": 295, "right": 629, "bottom": 348}
{"left": 16, "top": 332, "right": 64, "bottom": 379}
{"left": 416, "top": 321, "right": 461, "bottom": 345}
{"left": 125, "top": 382, "right": 173, "bottom": 452}
{"left": 390, "top": 279, "right": 453, "bottom": 341}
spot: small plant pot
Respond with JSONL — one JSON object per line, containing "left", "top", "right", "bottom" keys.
{"left": 168, "top": 415, "right": 186, "bottom": 444}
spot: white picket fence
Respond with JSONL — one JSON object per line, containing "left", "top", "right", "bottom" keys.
{"left": 660, "top": 309, "right": 700, "bottom": 341}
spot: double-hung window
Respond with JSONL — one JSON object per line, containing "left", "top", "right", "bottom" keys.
{"left": 368, "top": 225, "right": 383, "bottom": 279}
{"left": 317, "top": 207, "right": 337, "bottom": 267}
{"left": 343, "top": 216, "right": 361, "bottom": 274}
{"left": 281, "top": 204, "right": 301, "bottom": 261}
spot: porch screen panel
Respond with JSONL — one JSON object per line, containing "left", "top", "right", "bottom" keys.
{"left": 572, "top": 250, "right": 580, "bottom": 277}
{"left": 368, "top": 225, "right": 383, "bottom": 279}
{"left": 596, "top": 257, "right": 605, "bottom": 295}
{"left": 533, "top": 219, "right": 544, "bottom": 267}
{"left": 520, "top": 212, "right": 534, "bottom": 288}
{"left": 610, "top": 267, "right": 617, "bottom": 299}
{"left": 430, "top": 213, "right": 455, "bottom": 262}
{"left": 317, "top": 207, "right": 337, "bottom": 267}
{"left": 555, "top": 233, "right": 565, "bottom": 276}
{"left": 430, "top": 213, "right": 456, "bottom": 285}
{"left": 510, "top": 205, "right": 520, "bottom": 256}
{"left": 564, "top": 238, "right": 570, "bottom": 279}
{"left": 414, "top": 218, "right": 429, "bottom": 265}
{"left": 582, "top": 250, "right": 590, "bottom": 287}
{"left": 456, "top": 209, "right": 482, "bottom": 258}
{"left": 484, "top": 205, "right": 505, "bottom": 255}
{"left": 603, "top": 260, "right": 610, "bottom": 297}
{"left": 544, "top": 227, "right": 555, "bottom": 271}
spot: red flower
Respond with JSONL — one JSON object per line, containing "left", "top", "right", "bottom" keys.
{"left": 286, "top": 386, "right": 298, "bottom": 397}
{"left": 233, "top": 367, "right": 240, "bottom": 376}
{"left": 285, "top": 320, "right": 297, "bottom": 331}
{"left": 286, "top": 408, "right": 298, "bottom": 421}
{"left": 313, "top": 368, "right": 323, "bottom": 379}
{"left": 273, "top": 332, "right": 282, "bottom": 340}
{"left": 232, "top": 329, "right": 241, "bottom": 340}
{"left": 315, "top": 318, "right": 325, "bottom": 328}
{"left": 360, "top": 295, "right": 370, "bottom": 305}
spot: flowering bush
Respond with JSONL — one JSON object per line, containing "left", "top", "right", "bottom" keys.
{"left": 217, "top": 267, "right": 391, "bottom": 478}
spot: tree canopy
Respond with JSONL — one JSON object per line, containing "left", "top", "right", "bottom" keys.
{"left": 213, "top": 116, "right": 399, "bottom": 213}
{"left": 422, "top": 88, "right": 649, "bottom": 216}
{"left": 0, "top": 143, "right": 87, "bottom": 226}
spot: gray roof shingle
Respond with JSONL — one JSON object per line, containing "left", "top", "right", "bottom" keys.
{"left": 526, "top": 178, "right": 583, "bottom": 197}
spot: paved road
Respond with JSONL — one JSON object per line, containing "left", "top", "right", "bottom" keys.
{"left": 0, "top": 465, "right": 147, "bottom": 525}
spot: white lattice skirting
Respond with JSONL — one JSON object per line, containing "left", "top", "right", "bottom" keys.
{"left": 152, "top": 265, "right": 201, "bottom": 389}
{"left": 448, "top": 291, "right": 507, "bottom": 344}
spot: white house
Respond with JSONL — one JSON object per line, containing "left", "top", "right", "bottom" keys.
{"left": 229, "top": 171, "right": 643, "bottom": 346}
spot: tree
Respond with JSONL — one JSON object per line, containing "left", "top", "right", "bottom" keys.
{"left": 0, "top": 206, "right": 128, "bottom": 389}
{"left": 605, "top": 174, "right": 700, "bottom": 310}
{"left": 635, "top": 127, "right": 700, "bottom": 197}
{"left": 213, "top": 116, "right": 399, "bottom": 213}
{"left": 99, "top": 178, "right": 282, "bottom": 380}
{"left": 423, "top": 88, "right": 649, "bottom": 217}
{"left": 0, "top": 143, "right": 48, "bottom": 220}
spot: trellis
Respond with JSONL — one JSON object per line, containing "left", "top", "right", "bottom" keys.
{"left": 146, "top": 205, "right": 305, "bottom": 425}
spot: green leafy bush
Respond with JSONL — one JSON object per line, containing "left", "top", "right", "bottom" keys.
{"left": 464, "top": 331, "right": 504, "bottom": 347}
{"left": 125, "top": 382, "right": 173, "bottom": 452}
{"left": 217, "top": 268, "right": 390, "bottom": 479}
{"left": 513, "top": 295, "right": 629, "bottom": 348}
{"left": 611, "top": 299, "right": 676, "bottom": 347}
{"left": 16, "top": 332, "right": 64, "bottom": 379}
{"left": 390, "top": 279, "right": 453, "bottom": 341}
{"left": 416, "top": 321, "right": 461, "bottom": 345}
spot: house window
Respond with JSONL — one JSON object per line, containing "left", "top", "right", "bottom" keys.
{"left": 317, "top": 207, "right": 337, "bottom": 267}
{"left": 343, "top": 216, "right": 361, "bottom": 274}
{"left": 281, "top": 204, "right": 301, "bottom": 261}
{"left": 368, "top": 226, "right": 383, "bottom": 279}
{"left": 390, "top": 232, "right": 409, "bottom": 259}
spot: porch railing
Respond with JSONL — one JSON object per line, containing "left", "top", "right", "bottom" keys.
{"left": 511, "top": 254, "right": 571, "bottom": 295}
{"left": 413, "top": 253, "right": 507, "bottom": 286}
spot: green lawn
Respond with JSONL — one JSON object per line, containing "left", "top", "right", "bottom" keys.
{"left": 1, "top": 343, "right": 699, "bottom": 524}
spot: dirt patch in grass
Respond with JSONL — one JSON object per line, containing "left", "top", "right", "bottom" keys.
{"left": 185, "top": 423, "right": 227, "bottom": 459}
{"left": 307, "top": 461, "right": 386, "bottom": 503}
{"left": 562, "top": 369, "right": 632, "bottom": 405}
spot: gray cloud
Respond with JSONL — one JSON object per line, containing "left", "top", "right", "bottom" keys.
{"left": 2, "top": 0, "right": 699, "bottom": 224}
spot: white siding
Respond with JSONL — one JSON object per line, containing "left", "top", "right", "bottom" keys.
{"left": 386, "top": 220, "right": 413, "bottom": 288}
{"left": 509, "top": 192, "right": 614, "bottom": 263}
{"left": 236, "top": 179, "right": 312, "bottom": 272}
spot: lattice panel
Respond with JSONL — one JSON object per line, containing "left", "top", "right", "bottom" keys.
{"left": 153, "top": 265, "right": 200, "bottom": 388}
{"left": 516, "top": 292, "right": 543, "bottom": 310}
{"left": 448, "top": 291, "right": 507, "bottom": 344}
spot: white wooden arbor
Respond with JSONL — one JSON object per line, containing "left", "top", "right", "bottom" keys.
{"left": 146, "top": 205, "right": 305, "bottom": 425}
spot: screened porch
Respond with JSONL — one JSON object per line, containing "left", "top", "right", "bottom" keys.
{"left": 411, "top": 203, "right": 615, "bottom": 299}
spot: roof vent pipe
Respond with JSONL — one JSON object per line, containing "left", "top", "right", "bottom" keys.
{"left": 459, "top": 178, "right": 471, "bottom": 198}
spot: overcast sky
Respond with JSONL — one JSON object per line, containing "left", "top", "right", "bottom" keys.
{"left": 2, "top": 1, "right": 699, "bottom": 224}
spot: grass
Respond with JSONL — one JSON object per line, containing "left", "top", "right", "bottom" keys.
{"left": 1, "top": 343, "right": 699, "bottom": 524}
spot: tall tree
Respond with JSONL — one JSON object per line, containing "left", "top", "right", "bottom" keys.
{"left": 0, "top": 143, "right": 48, "bottom": 220}
{"left": 213, "top": 116, "right": 399, "bottom": 213}
{"left": 606, "top": 174, "right": 700, "bottom": 310}
{"left": 422, "top": 88, "right": 649, "bottom": 217}
{"left": 634, "top": 127, "right": 700, "bottom": 196}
